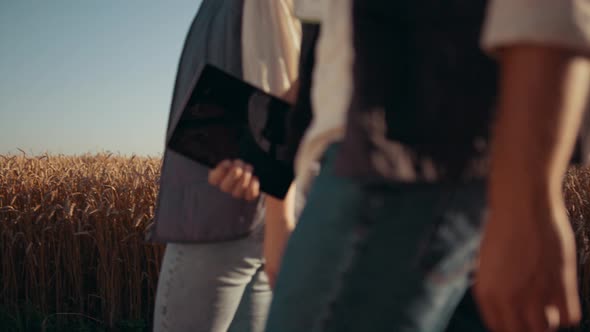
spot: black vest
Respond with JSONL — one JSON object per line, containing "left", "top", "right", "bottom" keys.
{"left": 328, "top": 0, "right": 589, "bottom": 182}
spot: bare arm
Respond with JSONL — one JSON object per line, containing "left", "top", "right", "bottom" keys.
{"left": 263, "top": 183, "right": 297, "bottom": 287}
{"left": 490, "top": 46, "right": 590, "bottom": 207}
{"left": 476, "top": 45, "right": 590, "bottom": 332}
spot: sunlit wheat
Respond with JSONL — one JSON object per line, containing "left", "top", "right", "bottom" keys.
{"left": 0, "top": 153, "right": 164, "bottom": 331}
{"left": 1, "top": 153, "right": 590, "bottom": 331}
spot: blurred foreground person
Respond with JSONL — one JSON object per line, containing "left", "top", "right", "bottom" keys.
{"left": 314, "top": 0, "right": 590, "bottom": 331}
{"left": 211, "top": 0, "right": 590, "bottom": 331}
{"left": 149, "top": 1, "right": 300, "bottom": 331}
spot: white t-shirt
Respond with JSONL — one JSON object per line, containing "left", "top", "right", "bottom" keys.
{"left": 482, "top": 0, "right": 590, "bottom": 55}
{"left": 242, "top": 0, "right": 302, "bottom": 95}
{"left": 294, "top": 0, "right": 353, "bottom": 186}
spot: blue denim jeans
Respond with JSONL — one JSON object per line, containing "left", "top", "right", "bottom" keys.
{"left": 265, "top": 146, "right": 366, "bottom": 332}
{"left": 153, "top": 225, "right": 271, "bottom": 332}
{"left": 266, "top": 144, "right": 489, "bottom": 332}
{"left": 319, "top": 179, "right": 488, "bottom": 332}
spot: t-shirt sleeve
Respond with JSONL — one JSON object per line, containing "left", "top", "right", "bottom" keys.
{"left": 481, "top": 0, "right": 590, "bottom": 55}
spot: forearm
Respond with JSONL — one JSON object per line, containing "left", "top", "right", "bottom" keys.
{"left": 490, "top": 46, "right": 590, "bottom": 206}
{"left": 264, "top": 183, "right": 297, "bottom": 251}
{"left": 263, "top": 183, "right": 297, "bottom": 285}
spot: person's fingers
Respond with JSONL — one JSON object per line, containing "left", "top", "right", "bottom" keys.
{"left": 474, "top": 283, "right": 502, "bottom": 332}
{"left": 219, "top": 160, "right": 245, "bottom": 193}
{"left": 489, "top": 299, "right": 527, "bottom": 332}
{"left": 245, "top": 176, "right": 260, "bottom": 201}
{"left": 521, "top": 277, "right": 553, "bottom": 332}
{"left": 208, "top": 160, "right": 232, "bottom": 186}
{"left": 525, "top": 304, "right": 551, "bottom": 332}
{"left": 546, "top": 306, "right": 561, "bottom": 330}
{"left": 552, "top": 270, "right": 581, "bottom": 328}
{"left": 231, "top": 164, "right": 253, "bottom": 199}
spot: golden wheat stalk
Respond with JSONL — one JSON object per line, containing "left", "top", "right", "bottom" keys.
{"left": 0, "top": 153, "right": 164, "bottom": 330}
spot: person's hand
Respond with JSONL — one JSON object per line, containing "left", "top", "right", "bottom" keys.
{"left": 475, "top": 191, "right": 581, "bottom": 332}
{"left": 208, "top": 159, "right": 261, "bottom": 201}
{"left": 207, "top": 78, "right": 299, "bottom": 201}
{"left": 474, "top": 44, "right": 589, "bottom": 332}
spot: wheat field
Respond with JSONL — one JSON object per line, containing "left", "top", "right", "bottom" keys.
{"left": 563, "top": 166, "right": 590, "bottom": 331}
{"left": 0, "top": 153, "right": 164, "bottom": 331}
{"left": 1, "top": 153, "right": 590, "bottom": 331}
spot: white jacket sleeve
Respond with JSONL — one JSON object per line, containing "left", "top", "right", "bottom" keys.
{"left": 242, "top": 0, "right": 302, "bottom": 95}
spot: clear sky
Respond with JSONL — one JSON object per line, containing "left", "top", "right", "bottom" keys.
{"left": 0, "top": 1, "right": 203, "bottom": 156}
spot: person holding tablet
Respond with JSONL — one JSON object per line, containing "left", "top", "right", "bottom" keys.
{"left": 150, "top": 1, "right": 301, "bottom": 331}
